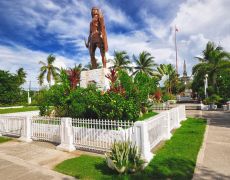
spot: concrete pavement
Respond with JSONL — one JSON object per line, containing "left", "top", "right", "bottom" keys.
{"left": 189, "top": 110, "right": 230, "bottom": 180}
{"left": 0, "top": 141, "right": 78, "bottom": 180}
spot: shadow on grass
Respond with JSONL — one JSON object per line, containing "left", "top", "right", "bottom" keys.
{"left": 141, "top": 157, "right": 195, "bottom": 180}
{"left": 93, "top": 157, "right": 199, "bottom": 180}
{"left": 94, "top": 161, "right": 131, "bottom": 180}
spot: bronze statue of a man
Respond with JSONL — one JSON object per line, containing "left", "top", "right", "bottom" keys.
{"left": 85, "top": 7, "right": 108, "bottom": 69}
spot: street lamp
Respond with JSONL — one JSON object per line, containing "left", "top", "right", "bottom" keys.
{"left": 204, "top": 74, "right": 208, "bottom": 98}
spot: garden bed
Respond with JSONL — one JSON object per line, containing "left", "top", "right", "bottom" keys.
{"left": 54, "top": 117, "right": 206, "bottom": 179}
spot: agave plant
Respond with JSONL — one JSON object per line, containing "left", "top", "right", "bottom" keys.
{"left": 106, "top": 141, "right": 144, "bottom": 174}
{"left": 106, "top": 141, "right": 130, "bottom": 174}
{"left": 128, "top": 144, "right": 144, "bottom": 173}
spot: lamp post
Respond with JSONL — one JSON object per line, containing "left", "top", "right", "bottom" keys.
{"left": 204, "top": 74, "right": 208, "bottom": 98}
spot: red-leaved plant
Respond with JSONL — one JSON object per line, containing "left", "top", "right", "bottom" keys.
{"left": 66, "top": 66, "right": 81, "bottom": 89}
{"left": 105, "top": 69, "right": 125, "bottom": 96}
{"left": 154, "top": 90, "right": 162, "bottom": 102}
{"left": 105, "top": 69, "right": 118, "bottom": 89}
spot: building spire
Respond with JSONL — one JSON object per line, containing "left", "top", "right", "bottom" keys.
{"left": 183, "top": 59, "right": 187, "bottom": 77}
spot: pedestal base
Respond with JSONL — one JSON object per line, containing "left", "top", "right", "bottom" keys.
{"left": 56, "top": 144, "right": 76, "bottom": 152}
{"left": 80, "top": 68, "right": 110, "bottom": 91}
{"left": 142, "top": 152, "right": 154, "bottom": 167}
{"left": 18, "top": 137, "right": 33, "bottom": 143}
{"left": 165, "top": 133, "right": 172, "bottom": 140}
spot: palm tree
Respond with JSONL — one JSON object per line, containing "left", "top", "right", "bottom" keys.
{"left": 193, "top": 41, "right": 230, "bottom": 89}
{"left": 38, "top": 54, "right": 60, "bottom": 87}
{"left": 157, "top": 64, "right": 177, "bottom": 93}
{"left": 16, "top": 68, "right": 26, "bottom": 85}
{"left": 83, "top": 62, "right": 102, "bottom": 71}
{"left": 111, "top": 51, "right": 131, "bottom": 71}
{"left": 133, "top": 51, "right": 157, "bottom": 76}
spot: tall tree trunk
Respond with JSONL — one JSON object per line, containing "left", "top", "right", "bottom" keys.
{"left": 212, "top": 72, "right": 217, "bottom": 91}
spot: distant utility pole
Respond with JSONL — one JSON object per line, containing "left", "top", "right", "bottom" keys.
{"left": 175, "top": 26, "right": 179, "bottom": 74}
{"left": 28, "top": 80, "right": 31, "bottom": 104}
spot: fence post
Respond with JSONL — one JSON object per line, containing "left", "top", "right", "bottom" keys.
{"left": 176, "top": 107, "right": 181, "bottom": 128}
{"left": 165, "top": 111, "right": 172, "bottom": 139}
{"left": 56, "top": 117, "right": 75, "bottom": 152}
{"left": 133, "top": 121, "right": 153, "bottom": 163}
{"left": 19, "top": 116, "right": 32, "bottom": 142}
{"left": 182, "top": 105, "right": 187, "bottom": 121}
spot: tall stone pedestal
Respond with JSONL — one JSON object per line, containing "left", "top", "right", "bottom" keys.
{"left": 80, "top": 68, "right": 110, "bottom": 91}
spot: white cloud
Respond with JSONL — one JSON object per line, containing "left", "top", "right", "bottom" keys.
{"left": 221, "top": 35, "right": 230, "bottom": 51}
{"left": 101, "top": 4, "right": 134, "bottom": 28}
{"left": 0, "top": 44, "right": 77, "bottom": 89}
{"left": 8, "top": 0, "right": 134, "bottom": 49}
{"left": 171, "top": 0, "right": 230, "bottom": 37}
{"left": 107, "top": 31, "right": 180, "bottom": 70}
{"left": 1, "top": 0, "right": 230, "bottom": 85}
{"left": 135, "top": 0, "right": 228, "bottom": 75}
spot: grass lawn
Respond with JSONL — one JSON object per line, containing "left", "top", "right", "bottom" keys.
{"left": 55, "top": 117, "right": 206, "bottom": 180}
{"left": 0, "top": 106, "right": 38, "bottom": 114}
{"left": 138, "top": 111, "right": 158, "bottom": 121}
{"left": 0, "top": 136, "right": 11, "bottom": 143}
{"left": 142, "top": 117, "right": 206, "bottom": 179}
{"left": 54, "top": 155, "right": 126, "bottom": 180}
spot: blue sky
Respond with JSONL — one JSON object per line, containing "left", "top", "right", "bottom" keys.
{"left": 0, "top": 0, "right": 229, "bottom": 89}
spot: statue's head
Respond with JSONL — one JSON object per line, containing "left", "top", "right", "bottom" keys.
{"left": 91, "top": 7, "right": 99, "bottom": 18}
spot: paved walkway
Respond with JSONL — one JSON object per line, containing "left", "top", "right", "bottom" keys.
{"left": 0, "top": 141, "right": 78, "bottom": 180}
{"left": 188, "top": 110, "right": 230, "bottom": 179}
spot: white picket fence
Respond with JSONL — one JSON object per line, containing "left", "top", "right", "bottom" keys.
{"left": 0, "top": 105, "right": 186, "bottom": 162}
{"left": 72, "top": 118, "right": 133, "bottom": 151}
{"left": 146, "top": 113, "right": 169, "bottom": 149}
{"left": 0, "top": 116, "right": 25, "bottom": 137}
{"left": 31, "top": 116, "right": 61, "bottom": 143}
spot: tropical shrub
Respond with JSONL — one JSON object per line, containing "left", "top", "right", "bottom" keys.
{"left": 106, "top": 69, "right": 125, "bottom": 96}
{"left": 204, "top": 94, "right": 222, "bottom": 105}
{"left": 66, "top": 64, "right": 82, "bottom": 89}
{"left": 40, "top": 85, "right": 139, "bottom": 121}
{"left": 118, "top": 70, "right": 158, "bottom": 114}
{"left": 192, "top": 41, "right": 230, "bottom": 102}
{"left": 162, "top": 93, "right": 175, "bottom": 102}
{"left": 68, "top": 88, "right": 139, "bottom": 120}
{"left": 35, "top": 89, "right": 52, "bottom": 116}
{"left": 0, "top": 69, "right": 27, "bottom": 105}
{"left": 37, "top": 66, "right": 159, "bottom": 120}
{"left": 153, "top": 89, "right": 162, "bottom": 103}
{"left": 105, "top": 141, "right": 144, "bottom": 174}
